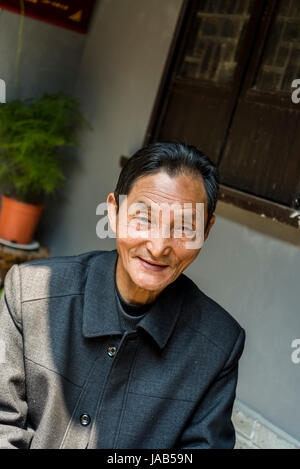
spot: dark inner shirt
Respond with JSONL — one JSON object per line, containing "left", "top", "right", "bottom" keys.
{"left": 115, "top": 281, "right": 154, "bottom": 317}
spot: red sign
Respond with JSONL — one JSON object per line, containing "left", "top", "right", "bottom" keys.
{"left": 0, "top": 0, "right": 96, "bottom": 34}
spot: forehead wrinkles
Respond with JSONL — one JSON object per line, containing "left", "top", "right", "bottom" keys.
{"left": 129, "top": 188, "right": 206, "bottom": 206}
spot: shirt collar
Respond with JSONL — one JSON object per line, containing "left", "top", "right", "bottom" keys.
{"left": 82, "top": 249, "right": 186, "bottom": 350}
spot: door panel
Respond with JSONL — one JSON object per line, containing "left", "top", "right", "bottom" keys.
{"left": 219, "top": 99, "right": 300, "bottom": 204}
{"left": 219, "top": 0, "right": 300, "bottom": 206}
{"left": 158, "top": 83, "right": 234, "bottom": 165}
{"left": 155, "top": 0, "right": 262, "bottom": 162}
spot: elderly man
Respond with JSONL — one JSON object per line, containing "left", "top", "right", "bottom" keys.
{"left": 0, "top": 141, "right": 245, "bottom": 449}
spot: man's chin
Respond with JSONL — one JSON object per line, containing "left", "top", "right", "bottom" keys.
{"left": 131, "top": 272, "right": 171, "bottom": 293}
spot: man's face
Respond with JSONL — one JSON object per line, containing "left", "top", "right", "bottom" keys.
{"left": 107, "top": 170, "right": 215, "bottom": 297}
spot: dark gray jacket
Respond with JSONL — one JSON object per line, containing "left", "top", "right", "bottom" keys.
{"left": 0, "top": 249, "right": 245, "bottom": 449}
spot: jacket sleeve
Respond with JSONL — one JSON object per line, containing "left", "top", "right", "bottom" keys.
{"left": 176, "top": 327, "right": 246, "bottom": 449}
{"left": 0, "top": 264, "right": 34, "bottom": 449}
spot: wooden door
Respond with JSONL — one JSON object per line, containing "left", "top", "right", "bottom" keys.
{"left": 219, "top": 0, "right": 300, "bottom": 207}
{"left": 150, "top": 0, "right": 300, "bottom": 210}
{"left": 153, "top": 0, "right": 265, "bottom": 165}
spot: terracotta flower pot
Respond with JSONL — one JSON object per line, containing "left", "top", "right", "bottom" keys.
{"left": 0, "top": 194, "right": 44, "bottom": 245}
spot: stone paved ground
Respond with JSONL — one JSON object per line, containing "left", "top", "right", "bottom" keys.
{"left": 232, "top": 404, "right": 300, "bottom": 449}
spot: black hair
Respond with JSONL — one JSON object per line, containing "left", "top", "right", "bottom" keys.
{"left": 114, "top": 141, "right": 219, "bottom": 231}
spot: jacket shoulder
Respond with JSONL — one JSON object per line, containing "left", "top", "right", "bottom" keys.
{"left": 179, "top": 274, "right": 245, "bottom": 357}
{"left": 18, "top": 249, "right": 107, "bottom": 302}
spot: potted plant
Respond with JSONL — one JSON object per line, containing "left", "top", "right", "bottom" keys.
{"left": 0, "top": 92, "right": 90, "bottom": 245}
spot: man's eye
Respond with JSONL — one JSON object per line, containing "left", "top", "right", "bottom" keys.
{"left": 174, "top": 226, "right": 192, "bottom": 233}
{"left": 135, "top": 216, "right": 151, "bottom": 229}
{"left": 181, "top": 226, "right": 194, "bottom": 235}
{"left": 174, "top": 226, "right": 195, "bottom": 239}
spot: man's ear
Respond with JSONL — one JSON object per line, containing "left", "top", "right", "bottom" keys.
{"left": 107, "top": 192, "right": 118, "bottom": 234}
{"left": 204, "top": 214, "right": 215, "bottom": 242}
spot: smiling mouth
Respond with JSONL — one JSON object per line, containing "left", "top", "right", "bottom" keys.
{"left": 137, "top": 257, "right": 169, "bottom": 271}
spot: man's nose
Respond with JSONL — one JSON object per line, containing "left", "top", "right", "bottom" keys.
{"left": 146, "top": 235, "right": 172, "bottom": 258}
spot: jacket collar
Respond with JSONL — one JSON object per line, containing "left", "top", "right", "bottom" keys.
{"left": 82, "top": 249, "right": 186, "bottom": 350}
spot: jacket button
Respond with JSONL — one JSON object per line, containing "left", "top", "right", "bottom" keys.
{"left": 80, "top": 414, "right": 91, "bottom": 426}
{"left": 107, "top": 345, "right": 117, "bottom": 357}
